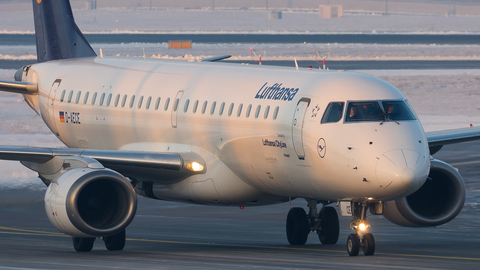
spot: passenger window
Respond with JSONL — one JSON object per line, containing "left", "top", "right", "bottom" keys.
{"left": 67, "top": 90, "right": 73, "bottom": 103}
{"left": 164, "top": 97, "right": 170, "bottom": 111}
{"left": 193, "top": 100, "right": 199, "bottom": 113}
{"left": 255, "top": 105, "right": 261, "bottom": 118}
{"left": 173, "top": 98, "right": 179, "bottom": 112}
{"left": 184, "top": 99, "right": 190, "bottom": 112}
{"left": 273, "top": 106, "right": 279, "bottom": 120}
{"left": 129, "top": 95, "right": 136, "bottom": 108}
{"left": 84, "top": 92, "right": 89, "bottom": 104}
{"left": 237, "top": 104, "right": 243, "bottom": 117}
{"left": 210, "top": 101, "right": 216, "bottom": 115}
{"left": 321, "top": 102, "right": 345, "bottom": 124}
{"left": 91, "top": 92, "right": 97, "bottom": 105}
{"left": 60, "top": 90, "right": 66, "bottom": 102}
{"left": 138, "top": 96, "right": 144, "bottom": 109}
{"left": 228, "top": 103, "right": 234, "bottom": 116}
{"left": 346, "top": 102, "right": 384, "bottom": 122}
{"left": 246, "top": 104, "right": 252, "bottom": 118}
{"left": 99, "top": 93, "right": 105, "bottom": 105}
{"left": 75, "top": 91, "right": 81, "bottom": 104}
{"left": 202, "top": 101, "right": 208, "bottom": 114}
{"left": 106, "top": 93, "right": 112, "bottom": 106}
{"left": 264, "top": 105, "right": 270, "bottom": 119}
{"left": 121, "top": 95, "right": 127, "bottom": 107}
{"left": 219, "top": 102, "right": 225, "bottom": 116}
{"left": 382, "top": 101, "right": 417, "bottom": 121}
{"left": 114, "top": 94, "right": 120, "bottom": 107}
{"left": 155, "top": 97, "right": 161, "bottom": 110}
{"left": 146, "top": 96, "right": 152, "bottom": 110}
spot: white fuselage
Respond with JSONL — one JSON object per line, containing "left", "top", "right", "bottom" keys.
{"left": 22, "top": 57, "right": 430, "bottom": 206}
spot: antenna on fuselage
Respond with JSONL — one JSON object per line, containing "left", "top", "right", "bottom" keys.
{"left": 99, "top": 49, "right": 103, "bottom": 58}
{"left": 143, "top": 48, "right": 146, "bottom": 60}
{"left": 294, "top": 57, "right": 299, "bottom": 71}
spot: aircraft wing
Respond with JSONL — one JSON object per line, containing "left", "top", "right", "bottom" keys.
{"left": 0, "top": 80, "right": 37, "bottom": 94}
{"left": 0, "top": 145, "right": 205, "bottom": 182}
{"left": 426, "top": 126, "right": 480, "bottom": 154}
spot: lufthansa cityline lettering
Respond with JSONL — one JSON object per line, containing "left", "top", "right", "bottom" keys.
{"left": 254, "top": 82, "right": 299, "bottom": 101}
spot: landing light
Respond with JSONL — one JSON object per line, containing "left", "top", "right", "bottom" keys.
{"left": 359, "top": 223, "right": 367, "bottom": 231}
{"left": 186, "top": 161, "right": 204, "bottom": 172}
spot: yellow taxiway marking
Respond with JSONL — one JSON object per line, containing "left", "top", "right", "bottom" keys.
{"left": 1, "top": 226, "right": 479, "bottom": 261}
{"left": 450, "top": 160, "right": 480, "bottom": 166}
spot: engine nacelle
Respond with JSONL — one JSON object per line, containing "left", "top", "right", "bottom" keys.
{"left": 383, "top": 159, "right": 465, "bottom": 227}
{"left": 45, "top": 168, "right": 137, "bottom": 237}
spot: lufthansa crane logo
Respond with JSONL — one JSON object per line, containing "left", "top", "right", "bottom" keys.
{"left": 37, "top": 0, "right": 42, "bottom": 3}
{"left": 317, "top": 138, "right": 326, "bottom": 158}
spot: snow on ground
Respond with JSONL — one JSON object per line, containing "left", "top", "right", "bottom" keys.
{"left": 1, "top": 67, "right": 480, "bottom": 201}
{"left": 2, "top": 9, "right": 480, "bottom": 35}
{"left": 3, "top": 43, "right": 480, "bottom": 61}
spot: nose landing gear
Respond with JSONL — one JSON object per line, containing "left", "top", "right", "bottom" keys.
{"left": 347, "top": 202, "right": 375, "bottom": 256}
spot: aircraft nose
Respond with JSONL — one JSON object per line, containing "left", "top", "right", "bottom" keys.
{"left": 376, "top": 149, "right": 428, "bottom": 196}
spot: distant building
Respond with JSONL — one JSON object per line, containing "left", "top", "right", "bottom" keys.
{"left": 319, "top": 5, "right": 343, "bottom": 19}
{"left": 269, "top": 11, "right": 282, "bottom": 19}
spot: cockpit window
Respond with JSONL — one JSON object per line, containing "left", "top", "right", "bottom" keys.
{"left": 321, "top": 102, "right": 345, "bottom": 123}
{"left": 346, "top": 102, "right": 384, "bottom": 122}
{"left": 382, "top": 101, "right": 417, "bottom": 120}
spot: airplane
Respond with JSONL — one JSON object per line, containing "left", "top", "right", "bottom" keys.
{"left": 1, "top": 0, "right": 479, "bottom": 256}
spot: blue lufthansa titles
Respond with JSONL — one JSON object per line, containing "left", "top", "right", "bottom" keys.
{"left": 255, "top": 82, "right": 299, "bottom": 101}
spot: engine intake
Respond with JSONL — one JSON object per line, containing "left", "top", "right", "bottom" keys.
{"left": 45, "top": 168, "right": 137, "bottom": 237}
{"left": 383, "top": 159, "right": 465, "bottom": 227}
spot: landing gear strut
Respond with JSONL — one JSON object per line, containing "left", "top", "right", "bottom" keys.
{"left": 286, "top": 200, "right": 339, "bottom": 246}
{"left": 347, "top": 202, "right": 375, "bottom": 256}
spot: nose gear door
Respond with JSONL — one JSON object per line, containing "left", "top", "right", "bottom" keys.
{"left": 292, "top": 98, "right": 311, "bottom": 160}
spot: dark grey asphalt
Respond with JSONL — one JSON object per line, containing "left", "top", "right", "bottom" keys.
{"left": 1, "top": 34, "right": 480, "bottom": 45}
{"left": 0, "top": 141, "right": 479, "bottom": 269}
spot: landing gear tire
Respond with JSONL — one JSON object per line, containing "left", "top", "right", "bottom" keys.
{"left": 317, "top": 206, "right": 339, "bottom": 245}
{"left": 347, "top": 234, "right": 360, "bottom": 256}
{"left": 363, "top": 233, "right": 375, "bottom": 256}
{"left": 72, "top": 237, "right": 95, "bottom": 252}
{"left": 103, "top": 229, "right": 126, "bottom": 251}
{"left": 286, "top": 207, "right": 310, "bottom": 245}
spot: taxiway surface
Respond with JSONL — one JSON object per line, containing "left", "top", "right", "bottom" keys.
{"left": 0, "top": 141, "right": 479, "bottom": 269}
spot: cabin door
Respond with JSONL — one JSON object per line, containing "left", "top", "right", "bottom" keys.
{"left": 48, "top": 79, "right": 61, "bottom": 135}
{"left": 292, "top": 98, "right": 310, "bottom": 160}
{"left": 171, "top": 90, "right": 184, "bottom": 128}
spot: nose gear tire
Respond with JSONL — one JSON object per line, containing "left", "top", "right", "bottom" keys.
{"left": 363, "top": 233, "right": 375, "bottom": 256}
{"left": 347, "top": 234, "right": 360, "bottom": 256}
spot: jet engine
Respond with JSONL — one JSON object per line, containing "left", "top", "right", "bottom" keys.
{"left": 44, "top": 168, "right": 137, "bottom": 237}
{"left": 382, "top": 159, "right": 465, "bottom": 227}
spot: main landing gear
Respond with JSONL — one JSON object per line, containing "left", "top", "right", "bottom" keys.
{"left": 72, "top": 229, "right": 126, "bottom": 252}
{"left": 347, "top": 203, "right": 375, "bottom": 256}
{"left": 286, "top": 199, "right": 339, "bottom": 246}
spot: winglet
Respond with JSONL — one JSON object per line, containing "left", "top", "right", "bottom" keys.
{"left": 0, "top": 80, "right": 38, "bottom": 94}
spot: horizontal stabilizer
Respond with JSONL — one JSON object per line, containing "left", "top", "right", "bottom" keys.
{"left": 0, "top": 80, "right": 37, "bottom": 94}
